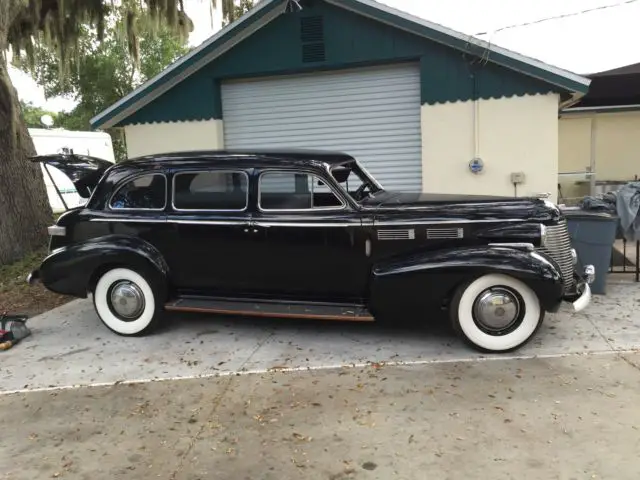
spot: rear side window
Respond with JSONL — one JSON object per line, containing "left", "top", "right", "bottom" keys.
{"left": 173, "top": 171, "right": 248, "bottom": 211}
{"left": 110, "top": 174, "right": 167, "bottom": 210}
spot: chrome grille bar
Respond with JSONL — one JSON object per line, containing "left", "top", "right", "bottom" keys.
{"left": 539, "top": 220, "right": 575, "bottom": 291}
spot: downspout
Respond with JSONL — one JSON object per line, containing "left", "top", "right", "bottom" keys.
{"left": 590, "top": 114, "right": 597, "bottom": 196}
{"left": 472, "top": 72, "right": 480, "bottom": 161}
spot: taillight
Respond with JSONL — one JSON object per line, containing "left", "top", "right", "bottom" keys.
{"left": 47, "top": 225, "right": 66, "bottom": 236}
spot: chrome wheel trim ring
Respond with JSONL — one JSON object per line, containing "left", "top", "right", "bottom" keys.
{"left": 108, "top": 281, "right": 146, "bottom": 321}
{"left": 472, "top": 287, "right": 522, "bottom": 334}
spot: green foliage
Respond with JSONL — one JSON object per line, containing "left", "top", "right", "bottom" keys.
{"left": 8, "top": 0, "right": 194, "bottom": 77}
{"left": 223, "top": 0, "right": 256, "bottom": 25}
{"left": 19, "top": 100, "right": 58, "bottom": 128}
{"left": 14, "top": 9, "right": 190, "bottom": 161}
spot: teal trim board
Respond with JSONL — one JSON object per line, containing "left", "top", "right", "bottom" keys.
{"left": 92, "top": 0, "right": 590, "bottom": 129}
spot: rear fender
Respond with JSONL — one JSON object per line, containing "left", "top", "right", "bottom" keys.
{"left": 369, "top": 246, "right": 564, "bottom": 317}
{"left": 39, "top": 235, "right": 169, "bottom": 298}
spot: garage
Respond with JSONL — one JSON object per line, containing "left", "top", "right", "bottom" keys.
{"left": 92, "top": 0, "right": 590, "bottom": 199}
{"left": 221, "top": 64, "right": 422, "bottom": 191}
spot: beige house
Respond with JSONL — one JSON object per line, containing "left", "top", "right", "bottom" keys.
{"left": 559, "top": 63, "right": 640, "bottom": 204}
{"left": 91, "top": 0, "right": 590, "bottom": 201}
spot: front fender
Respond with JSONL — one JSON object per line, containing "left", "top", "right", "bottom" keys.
{"left": 370, "top": 246, "right": 564, "bottom": 317}
{"left": 39, "top": 235, "right": 170, "bottom": 298}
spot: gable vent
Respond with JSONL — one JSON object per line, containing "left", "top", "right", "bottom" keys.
{"left": 427, "top": 228, "right": 464, "bottom": 240}
{"left": 378, "top": 229, "right": 415, "bottom": 241}
{"left": 300, "top": 16, "right": 325, "bottom": 63}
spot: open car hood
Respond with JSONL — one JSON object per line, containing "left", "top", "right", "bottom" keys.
{"left": 31, "top": 154, "right": 114, "bottom": 198}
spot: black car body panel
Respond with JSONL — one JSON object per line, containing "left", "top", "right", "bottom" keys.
{"left": 370, "top": 246, "right": 564, "bottom": 318}
{"left": 30, "top": 149, "right": 593, "bottom": 341}
{"left": 40, "top": 235, "right": 169, "bottom": 298}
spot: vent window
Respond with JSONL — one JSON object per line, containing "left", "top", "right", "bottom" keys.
{"left": 300, "top": 16, "right": 325, "bottom": 63}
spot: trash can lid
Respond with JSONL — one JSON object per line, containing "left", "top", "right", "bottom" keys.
{"left": 561, "top": 207, "right": 618, "bottom": 221}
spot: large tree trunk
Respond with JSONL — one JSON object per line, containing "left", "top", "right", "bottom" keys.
{"left": 0, "top": 8, "right": 53, "bottom": 264}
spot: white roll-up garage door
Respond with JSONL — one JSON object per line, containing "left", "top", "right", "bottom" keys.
{"left": 221, "top": 63, "right": 422, "bottom": 192}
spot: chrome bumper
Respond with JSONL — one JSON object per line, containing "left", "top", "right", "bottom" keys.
{"left": 570, "top": 264, "right": 595, "bottom": 313}
{"left": 26, "top": 270, "right": 40, "bottom": 286}
{"left": 572, "top": 283, "right": 592, "bottom": 312}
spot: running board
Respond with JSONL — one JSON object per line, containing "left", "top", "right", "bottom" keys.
{"left": 164, "top": 297, "right": 375, "bottom": 322}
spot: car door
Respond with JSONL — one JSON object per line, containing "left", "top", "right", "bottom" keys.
{"left": 249, "top": 168, "right": 370, "bottom": 303}
{"left": 165, "top": 168, "right": 254, "bottom": 295}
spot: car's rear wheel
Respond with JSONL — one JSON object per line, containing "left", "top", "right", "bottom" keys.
{"left": 93, "top": 267, "right": 162, "bottom": 336}
{"left": 450, "top": 273, "right": 544, "bottom": 353}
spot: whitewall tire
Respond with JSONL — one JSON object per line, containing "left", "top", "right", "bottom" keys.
{"left": 93, "top": 267, "right": 162, "bottom": 336}
{"left": 450, "top": 274, "right": 544, "bottom": 353}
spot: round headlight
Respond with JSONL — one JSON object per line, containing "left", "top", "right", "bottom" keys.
{"left": 540, "top": 224, "right": 548, "bottom": 247}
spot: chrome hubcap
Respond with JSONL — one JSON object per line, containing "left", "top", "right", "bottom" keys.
{"left": 473, "top": 288, "right": 521, "bottom": 332}
{"left": 109, "top": 281, "right": 145, "bottom": 320}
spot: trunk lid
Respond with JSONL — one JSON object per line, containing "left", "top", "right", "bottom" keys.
{"left": 31, "top": 154, "right": 114, "bottom": 198}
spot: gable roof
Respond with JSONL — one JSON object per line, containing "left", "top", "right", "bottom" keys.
{"left": 91, "top": 0, "right": 591, "bottom": 130}
{"left": 563, "top": 61, "right": 640, "bottom": 112}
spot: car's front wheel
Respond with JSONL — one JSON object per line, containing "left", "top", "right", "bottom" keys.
{"left": 450, "top": 273, "right": 544, "bottom": 353}
{"left": 93, "top": 267, "right": 162, "bottom": 336}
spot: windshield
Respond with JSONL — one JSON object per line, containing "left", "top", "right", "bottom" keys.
{"left": 330, "top": 160, "right": 384, "bottom": 202}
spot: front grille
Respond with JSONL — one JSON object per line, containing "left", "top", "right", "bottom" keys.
{"left": 539, "top": 220, "right": 575, "bottom": 291}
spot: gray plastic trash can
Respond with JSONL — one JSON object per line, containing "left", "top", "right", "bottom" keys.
{"left": 562, "top": 208, "right": 618, "bottom": 295}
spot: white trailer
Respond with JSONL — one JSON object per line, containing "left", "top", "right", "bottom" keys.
{"left": 29, "top": 128, "right": 115, "bottom": 212}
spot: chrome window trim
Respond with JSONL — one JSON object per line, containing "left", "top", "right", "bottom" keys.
{"left": 171, "top": 169, "right": 250, "bottom": 213}
{"left": 257, "top": 170, "right": 347, "bottom": 213}
{"left": 108, "top": 173, "right": 168, "bottom": 212}
{"left": 90, "top": 218, "right": 168, "bottom": 223}
{"left": 326, "top": 160, "right": 384, "bottom": 206}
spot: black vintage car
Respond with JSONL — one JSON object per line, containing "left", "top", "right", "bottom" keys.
{"left": 28, "top": 150, "right": 594, "bottom": 353}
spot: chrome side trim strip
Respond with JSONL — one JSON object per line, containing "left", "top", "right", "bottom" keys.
{"left": 90, "top": 218, "right": 168, "bottom": 223}
{"left": 170, "top": 219, "right": 248, "bottom": 226}
{"left": 489, "top": 242, "right": 535, "bottom": 251}
{"left": 254, "top": 222, "right": 360, "bottom": 228}
{"left": 374, "top": 218, "right": 522, "bottom": 226}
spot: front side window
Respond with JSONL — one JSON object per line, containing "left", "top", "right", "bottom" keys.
{"left": 110, "top": 174, "right": 167, "bottom": 210}
{"left": 173, "top": 171, "right": 248, "bottom": 211}
{"left": 259, "top": 171, "right": 344, "bottom": 211}
{"left": 330, "top": 161, "right": 383, "bottom": 202}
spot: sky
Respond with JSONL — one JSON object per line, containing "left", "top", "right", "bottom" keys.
{"left": 8, "top": 0, "right": 640, "bottom": 114}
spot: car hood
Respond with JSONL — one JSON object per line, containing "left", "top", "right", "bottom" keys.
{"left": 31, "top": 154, "right": 114, "bottom": 198}
{"left": 362, "top": 191, "right": 560, "bottom": 223}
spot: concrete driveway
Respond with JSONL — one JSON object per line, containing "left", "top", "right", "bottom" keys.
{"left": 2, "top": 277, "right": 640, "bottom": 394}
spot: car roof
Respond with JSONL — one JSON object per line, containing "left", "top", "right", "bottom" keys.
{"left": 119, "top": 149, "right": 356, "bottom": 169}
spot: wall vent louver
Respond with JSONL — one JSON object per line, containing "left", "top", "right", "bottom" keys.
{"left": 300, "top": 16, "right": 325, "bottom": 63}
